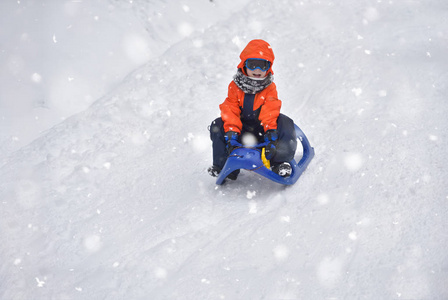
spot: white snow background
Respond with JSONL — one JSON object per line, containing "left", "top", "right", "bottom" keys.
{"left": 1, "top": 0, "right": 448, "bottom": 299}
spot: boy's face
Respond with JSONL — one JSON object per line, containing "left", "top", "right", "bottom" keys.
{"left": 246, "top": 68, "right": 268, "bottom": 78}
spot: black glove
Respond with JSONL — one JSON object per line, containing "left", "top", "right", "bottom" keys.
{"left": 264, "top": 129, "right": 278, "bottom": 160}
{"left": 225, "top": 131, "right": 240, "bottom": 154}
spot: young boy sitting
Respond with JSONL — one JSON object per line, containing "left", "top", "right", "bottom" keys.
{"left": 208, "top": 39, "right": 297, "bottom": 180}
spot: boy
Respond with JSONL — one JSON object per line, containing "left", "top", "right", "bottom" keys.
{"left": 208, "top": 39, "right": 297, "bottom": 180}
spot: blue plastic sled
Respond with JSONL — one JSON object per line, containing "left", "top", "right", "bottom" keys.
{"left": 216, "top": 124, "right": 315, "bottom": 185}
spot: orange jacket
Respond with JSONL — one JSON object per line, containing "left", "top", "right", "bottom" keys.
{"left": 220, "top": 39, "right": 281, "bottom": 133}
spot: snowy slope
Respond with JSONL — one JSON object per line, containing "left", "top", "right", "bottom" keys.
{"left": 0, "top": 0, "right": 249, "bottom": 155}
{"left": 1, "top": 0, "right": 448, "bottom": 299}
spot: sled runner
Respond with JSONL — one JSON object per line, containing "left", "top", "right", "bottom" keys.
{"left": 216, "top": 124, "right": 315, "bottom": 185}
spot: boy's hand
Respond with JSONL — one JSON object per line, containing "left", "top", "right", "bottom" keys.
{"left": 264, "top": 129, "right": 278, "bottom": 160}
{"left": 225, "top": 131, "right": 240, "bottom": 154}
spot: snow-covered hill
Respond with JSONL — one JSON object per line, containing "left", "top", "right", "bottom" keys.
{"left": 0, "top": 0, "right": 249, "bottom": 155}
{"left": 1, "top": 0, "right": 448, "bottom": 299}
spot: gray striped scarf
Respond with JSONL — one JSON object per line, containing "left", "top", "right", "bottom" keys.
{"left": 233, "top": 69, "right": 273, "bottom": 94}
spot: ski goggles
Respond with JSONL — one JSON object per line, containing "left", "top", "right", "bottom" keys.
{"left": 245, "top": 58, "right": 271, "bottom": 71}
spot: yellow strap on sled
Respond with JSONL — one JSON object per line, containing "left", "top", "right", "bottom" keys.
{"left": 261, "top": 148, "right": 271, "bottom": 169}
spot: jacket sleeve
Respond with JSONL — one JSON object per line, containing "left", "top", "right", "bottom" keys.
{"left": 219, "top": 82, "right": 242, "bottom": 133}
{"left": 259, "top": 83, "right": 282, "bottom": 132}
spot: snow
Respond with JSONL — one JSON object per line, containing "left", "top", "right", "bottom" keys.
{"left": 1, "top": 0, "right": 448, "bottom": 299}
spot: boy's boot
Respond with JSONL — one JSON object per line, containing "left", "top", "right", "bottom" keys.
{"left": 272, "top": 162, "right": 292, "bottom": 177}
{"left": 208, "top": 165, "right": 239, "bottom": 180}
{"left": 208, "top": 165, "right": 221, "bottom": 177}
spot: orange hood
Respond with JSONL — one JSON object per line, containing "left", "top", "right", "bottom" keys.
{"left": 237, "top": 39, "right": 275, "bottom": 75}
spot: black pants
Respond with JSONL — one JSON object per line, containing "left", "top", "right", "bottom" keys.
{"left": 210, "top": 114, "right": 297, "bottom": 169}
